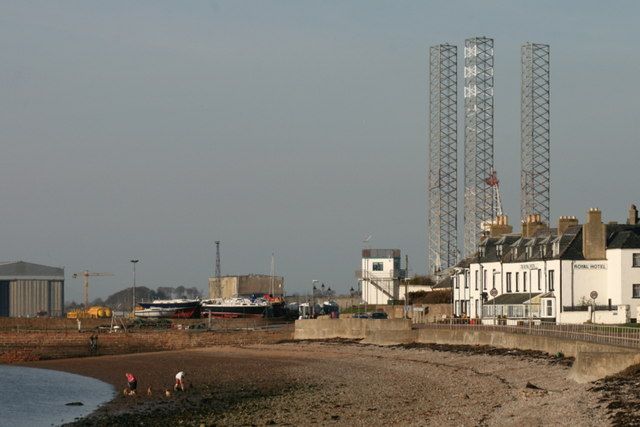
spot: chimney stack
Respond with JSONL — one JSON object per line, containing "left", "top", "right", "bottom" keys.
{"left": 557, "top": 216, "right": 579, "bottom": 235}
{"left": 582, "top": 208, "right": 606, "bottom": 260}
{"left": 489, "top": 215, "right": 513, "bottom": 237}
{"left": 628, "top": 204, "right": 638, "bottom": 225}
{"left": 521, "top": 214, "right": 548, "bottom": 238}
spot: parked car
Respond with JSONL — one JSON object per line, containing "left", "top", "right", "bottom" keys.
{"left": 352, "top": 312, "right": 370, "bottom": 318}
{"left": 370, "top": 312, "right": 388, "bottom": 319}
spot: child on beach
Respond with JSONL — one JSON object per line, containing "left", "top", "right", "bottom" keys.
{"left": 174, "top": 371, "right": 185, "bottom": 391}
{"left": 125, "top": 372, "right": 137, "bottom": 394}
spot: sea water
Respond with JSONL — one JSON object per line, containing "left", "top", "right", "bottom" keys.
{"left": 0, "top": 365, "right": 115, "bottom": 426}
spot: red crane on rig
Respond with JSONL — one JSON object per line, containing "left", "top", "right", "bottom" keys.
{"left": 485, "top": 169, "right": 504, "bottom": 218}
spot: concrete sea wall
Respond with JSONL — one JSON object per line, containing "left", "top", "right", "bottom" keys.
{"left": 0, "top": 329, "right": 292, "bottom": 363}
{"left": 295, "top": 319, "right": 640, "bottom": 383}
{"left": 294, "top": 318, "right": 412, "bottom": 340}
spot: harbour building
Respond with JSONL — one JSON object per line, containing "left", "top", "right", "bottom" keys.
{"left": 208, "top": 274, "right": 284, "bottom": 299}
{"left": 357, "top": 249, "right": 406, "bottom": 305}
{"left": 0, "top": 261, "right": 65, "bottom": 317}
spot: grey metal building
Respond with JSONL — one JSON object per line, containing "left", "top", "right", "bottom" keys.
{"left": 0, "top": 261, "right": 65, "bottom": 317}
{"left": 208, "top": 274, "right": 284, "bottom": 299}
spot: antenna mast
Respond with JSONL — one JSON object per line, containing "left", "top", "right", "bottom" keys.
{"left": 215, "top": 241, "right": 221, "bottom": 279}
{"left": 464, "top": 36, "right": 495, "bottom": 257}
{"left": 521, "top": 43, "right": 550, "bottom": 224}
{"left": 428, "top": 43, "right": 458, "bottom": 275}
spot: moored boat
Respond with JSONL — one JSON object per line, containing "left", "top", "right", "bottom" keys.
{"left": 200, "top": 297, "right": 270, "bottom": 318}
{"left": 134, "top": 307, "right": 178, "bottom": 318}
{"left": 135, "top": 298, "right": 201, "bottom": 319}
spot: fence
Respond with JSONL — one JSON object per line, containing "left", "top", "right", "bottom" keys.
{"left": 0, "top": 317, "right": 294, "bottom": 334}
{"left": 420, "top": 320, "right": 640, "bottom": 349}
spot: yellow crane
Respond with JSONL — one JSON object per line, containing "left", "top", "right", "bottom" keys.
{"left": 73, "top": 270, "right": 114, "bottom": 310}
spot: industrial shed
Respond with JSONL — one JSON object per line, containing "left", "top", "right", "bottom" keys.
{"left": 0, "top": 261, "right": 64, "bottom": 317}
{"left": 208, "top": 274, "right": 284, "bottom": 299}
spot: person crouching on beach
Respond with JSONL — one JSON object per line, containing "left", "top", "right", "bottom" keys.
{"left": 174, "top": 371, "right": 185, "bottom": 391}
{"left": 125, "top": 373, "right": 137, "bottom": 395}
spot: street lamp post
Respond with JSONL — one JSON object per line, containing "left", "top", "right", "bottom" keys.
{"left": 404, "top": 278, "right": 410, "bottom": 319}
{"left": 131, "top": 260, "right": 139, "bottom": 316}
{"left": 350, "top": 286, "right": 354, "bottom": 312}
{"left": 311, "top": 280, "right": 318, "bottom": 318}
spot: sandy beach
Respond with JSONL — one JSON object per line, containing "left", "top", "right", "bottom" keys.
{"left": 16, "top": 340, "right": 635, "bottom": 426}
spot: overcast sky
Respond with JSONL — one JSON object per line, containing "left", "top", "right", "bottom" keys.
{"left": 1, "top": 1, "right": 639, "bottom": 302}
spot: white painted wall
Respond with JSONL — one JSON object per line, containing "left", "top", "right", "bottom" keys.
{"left": 610, "top": 249, "right": 640, "bottom": 318}
{"left": 361, "top": 256, "right": 400, "bottom": 305}
{"left": 454, "top": 243, "right": 640, "bottom": 324}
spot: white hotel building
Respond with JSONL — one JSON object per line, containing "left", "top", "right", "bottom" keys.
{"left": 452, "top": 206, "right": 640, "bottom": 324}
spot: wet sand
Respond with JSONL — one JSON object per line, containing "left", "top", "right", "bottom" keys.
{"left": 16, "top": 341, "right": 635, "bottom": 426}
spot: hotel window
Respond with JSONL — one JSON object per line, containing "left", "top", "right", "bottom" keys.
{"left": 538, "top": 271, "right": 542, "bottom": 291}
{"left": 465, "top": 271, "right": 470, "bottom": 288}
{"left": 475, "top": 270, "right": 479, "bottom": 290}
{"left": 546, "top": 300, "right": 553, "bottom": 316}
{"left": 633, "top": 284, "right": 640, "bottom": 298}
{"left": 523, "top": 272, "right": 527, "bottom": 292}
{"left": 372, "top": 262, "right": 384, "bottom": 271}
{"left": 548, "top": 270, "right": 555, "bottom": 291}
{"left": 483, "top": 270, "right": 488, "bottom": 291}
{"left": 633, "top": 253, "right": 640, "bottom": 267}
{"left": 506, "top": 273, "right": 512, "bottom": 292}
{"left": 515, "top": 272, "right": 519, "bottom": 292}
{"left": 455, "top": 276, "right": 459, "bottom": 289}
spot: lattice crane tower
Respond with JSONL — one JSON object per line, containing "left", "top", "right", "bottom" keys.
{"left": 428, "top": 44, "right": 458, "bottom": 275}
{"left": 464, "top": 37, "right": 495, "bottom": 257}
{"left": 521, "top": 43, "right": 550, "bottom": 224}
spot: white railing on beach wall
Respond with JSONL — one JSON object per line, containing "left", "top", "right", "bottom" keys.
{"left": 420, "top": 320, "right": 640, "bottom": 349}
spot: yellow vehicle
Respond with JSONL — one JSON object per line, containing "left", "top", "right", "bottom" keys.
{"left": 66, "top": 306, "right": 113, "bottom": 319}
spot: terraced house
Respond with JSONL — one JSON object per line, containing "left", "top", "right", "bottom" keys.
{"left": 452, "top": 205, "right": 640, "bottom": 324}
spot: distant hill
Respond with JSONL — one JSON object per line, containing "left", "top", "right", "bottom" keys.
{"left": 104, "top": 286, "right": 164, "bottom": 308}
{"left": 65, "top": 285, "right": 205, "bottom": 311}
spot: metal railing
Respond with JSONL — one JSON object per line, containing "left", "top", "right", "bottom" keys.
{"left": 355, "top": 269, "right": 406, "bottom": 280}
{"left": 420, "top": 320, "right": 640, "bottom": 349}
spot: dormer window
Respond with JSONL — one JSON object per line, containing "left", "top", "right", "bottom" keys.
{"left": 526, "top": 246, "right": 533, "bottom": 258}
{"left": 553, "top": 241, "right": 560, "bottom": 257}
{"left": 496, "top": 245, "right": 503, "bottom": 256}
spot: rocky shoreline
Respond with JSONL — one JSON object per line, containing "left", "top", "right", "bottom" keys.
{"left": 15, "top": 340, "right": 640, "bottom": 426}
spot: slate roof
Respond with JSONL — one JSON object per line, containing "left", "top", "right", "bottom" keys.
{"left": 432, "top": 275, "right": 453, "bottom": 289}
{"left": 0, "top": 261, "right": 64, "bottom": 279}
{"left": 491, "top": 293, "right": 542, "bottom": 304}
{"left": 469, "top": 221, "right": 640, "bottom": 267}
{"left": 607, "top": 227, "right": 640, "bottom": 249}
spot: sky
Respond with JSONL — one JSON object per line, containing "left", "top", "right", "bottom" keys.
{"left": 1, "top": 1, "right": 639, "bottom": 302}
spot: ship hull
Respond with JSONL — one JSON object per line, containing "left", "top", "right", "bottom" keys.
{"left": 135, "top": 299, "right": 200, "bottom": 319}
{"left": 200, "top": 298, "right": 270, "bottom": 319}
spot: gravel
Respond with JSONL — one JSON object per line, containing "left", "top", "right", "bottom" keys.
{"left": 19, "top": 340, "right": 622, "bottom": 426}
